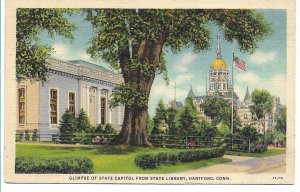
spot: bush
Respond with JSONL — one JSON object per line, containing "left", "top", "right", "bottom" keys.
{"left": 59, "top": 109, "right": 77, "bottom": 143}
{"left": 32, "top": 129, "right": 39, "bottom": 141}
{"left": 135, "top": 154, "right": 157, "bottom": 169}
{"left": 104, "top": 123, "right": 117, "bottom": 134}
{"left": 25, "top": 130, "right": 30, "bottom": 141}
{"left": 15, "top": 157, "right": 94, "bottom": 174}
{"left": 135, "top": 146, "right": 226, "bottom": 169}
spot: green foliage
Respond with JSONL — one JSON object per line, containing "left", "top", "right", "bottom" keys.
{"left": 85, "top": 9, "right": 271, "bottom": 110}
{"left": 198, "top": 121, "right": 219, "bottom": 138}
{"left": 104, "top": 123, "right": 117, "bottom": 134}
{"left": 32, "top": 129, "right": 39, "bottom": 141}
{"left": 95, "top": 124, "right": 104, "bottom": 134}
{"left": 265, "top": 130, "right": 286, "bottom": 147}
{"left": 238, "top": 125, "right": 261, "bottom": 142}
{"left": 146, "top": 113, "right": 154, "bottom": 135}
{"left": 275, "top": 105, "right": 287, "bottom": 134}
{"left": 16, "top": 8, "right": 76, "bottom": 82}
{"left": 110, "top": 83, "right": 148, "bottom": 109}
{"left": 177, "top": 98, "right": 199, "bottom": 135}
{"left": 166, "top": 107, "right": 179, "bottom": 135}
{"left": 135, "top": 154, "right": 158, "bottom": 169}
{"left": 218, "top": 124, "right": 231, "bottom": 137}
{"left": 77, "top": 109, "right": 93, "bottom": 132}
{"left": 250, "top": 89, "right": 273, "bottom": 120}
{"left": 25, "top": 130, "right": 30, "bottom": 141}
{"left": 59, "top": 109, "right": 77, "bottom": 143}
{"left": 134, "top": 146, "right": 226, "bottom": 169}
{"left": 152, "top": 99, "right": 167, "bottom": 135}
{"left": 15, "top": 157, "right": 94, "bottom": 174}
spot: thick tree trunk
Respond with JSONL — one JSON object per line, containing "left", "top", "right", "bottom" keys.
{"left": 117, "top": 106, "right": 152, "bottom": 146}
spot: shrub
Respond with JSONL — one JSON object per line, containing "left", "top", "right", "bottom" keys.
{"left": 135, "top": 146, "right": 226, "bottom": 169}
{"left": 59, "top": 109, "right": 77, "bottom": 143}
{"left": 135, "top": 153, "right": 157, "bottom": 169}
{"left": 104, "top": 123, "right": 117, "bottom": 134}
{"left": 77, "top": 109, "right": 93, "bottom": 132}
{"left": 15, "top": 157, "right": 94, "bottom": 174}
{"left": 32, "top": 129, "right": 38, "bottom": 141}
{"left": 25, "top": 130, "right": 30, "bottom": 141}
{"left": 95, "top": 124, "right": 104, "bottom": 134}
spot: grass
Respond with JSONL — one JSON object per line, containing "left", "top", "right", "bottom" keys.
{"left": 16, "top": 143, "right": 231, "bottom": 173}
{"left": 225, "top": 148, "right": 286, "bottom": 157}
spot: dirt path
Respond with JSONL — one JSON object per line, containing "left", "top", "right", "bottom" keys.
{"left": 185, "top": 154, "right": 286, "bottom": 174}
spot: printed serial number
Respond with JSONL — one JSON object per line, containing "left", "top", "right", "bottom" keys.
{"left": 273, "top": 176, "right": 283, "bottom": 179}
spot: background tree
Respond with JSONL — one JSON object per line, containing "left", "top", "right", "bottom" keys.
{"left": 202, "top": 98, "right": 241, "bottom": 130}
{"left": 84, "top": 9, "right": 271, "bottom": 146}
{"left": 250, "top": 89, "right": 273, "bottom": 143}
{"left": 151, "top": 99, "right": 167, "bottom": 135}
{"left": 59, "top": 109, "right": 77, "bottom": 143}
{"left": 166, "top": 107, "right": 178, "bottom": 135}
{"left": 17, "top": 8, "right": 76, "bottom": 82}
{"left": 275, "top": 105, "right": 287, "bottom": 134}
{"left": 177, "top": 97, "right": 199, "bottom": 136}
{"left": 77, "top": 109, "right": 93, "bottom": 132}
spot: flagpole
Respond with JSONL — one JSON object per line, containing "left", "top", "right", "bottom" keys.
{"left": 231, "top": 53, "right": 234, "bottom": 135}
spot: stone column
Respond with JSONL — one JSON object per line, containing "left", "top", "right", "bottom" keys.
{"left": 107, "top": 90, "right": 112, "bottom": 124}
{"left": 86, "top": 85, "right": 90, "bottom": 116}
{"left": 97, "top": 89, "right": 102, "bottom": 125}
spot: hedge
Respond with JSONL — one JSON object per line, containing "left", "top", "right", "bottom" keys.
{"left": 135, "top": 146, "right": 226, "bottom": 169}
{"left": 15, "top": 157, "right": 94, "bottom": 174}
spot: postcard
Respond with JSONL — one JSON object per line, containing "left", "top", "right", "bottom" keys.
{"left": 4, "top": 0, "right": 295, "bottom": 184}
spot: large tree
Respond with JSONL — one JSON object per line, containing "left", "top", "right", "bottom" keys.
{"left": 84, "top": 9, "right": 271, "bottom": 146}
{"left": 16, "top": 8, "right": 76, "bottom": 82}
{"left": 250, "top": 89, "right": 273, "bottom": 142}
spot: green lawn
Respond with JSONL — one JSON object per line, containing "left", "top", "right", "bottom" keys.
{"left": 225, "top": 148, "right": 286, "bottom": 157}
{"left": 16, "top": 143, "right": 231, "bottom": 173}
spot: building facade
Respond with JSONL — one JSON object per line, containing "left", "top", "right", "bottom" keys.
{"left": 17, "top": 57, "right": 125, "bottom": 139}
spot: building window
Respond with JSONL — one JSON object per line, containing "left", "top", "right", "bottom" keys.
{"left": 101, "top": 97, "right": 106, "bottom": 125}
{"left": 50, "top": 89, "right": 58, "bottom": 124}
{"left": 18, "top": 88, "right": 26, "bottom": 124}
{"left": 69, "top": 92, "right": 75, "bottom": 115}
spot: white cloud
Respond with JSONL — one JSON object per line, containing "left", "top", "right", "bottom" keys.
{"left": 172, "top": 74, "right": 193, "bottom": 85}
{"left": 174, "top": 52, "right": 197, "bottom": 73}
{"left": 249, "top": 51, "right": 278, "bottom": 65}
{"left": 52, "top": 43, "right": 71, "bottom": 60}
{"left": 78, "top": 51, "right": 91, "bottom": 61}
{"left": 150, "top": 84, "right": 188, "bottom": 101}
{"left": 235, "top": 72, "right": 261, "bottom": 84}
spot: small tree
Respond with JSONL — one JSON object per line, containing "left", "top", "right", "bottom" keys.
{"left": 94, "top": 124, "right": 104, "bottom": 134}
{"left": 152, "top": 99, "right": 167, "bottom": 134}
{"left": 275, "top": 105, "right": 286, "bottom": 134}
{"left": 250, "top": 89, "right": 273, "bottom": 144}
{"left": 104, "top": 123, "right": 117, "bottom": 134}
{"left": 59, "top": 109, "right": 77, "bottom": 143}
{"left": 177, "top": 97, "right": 199, "bottom": 136}
{"left": 166, "top": 107, "right": 178, "bottom": 135}
{"left": 77, "top": 109, "right": 93, "bottom": 132}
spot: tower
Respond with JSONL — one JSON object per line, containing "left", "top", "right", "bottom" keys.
{"left": 207, "top": 37, "right": 229, "bottom": 96}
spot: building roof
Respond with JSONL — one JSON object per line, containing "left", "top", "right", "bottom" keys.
{"left": 68, "top": 60, "right": 115, "bottom": 74}
{"left": 187, "top": 87, "right": 196, "bottom": 100}
{"left": 210, "top": 58, "right": 228, "bottom": 70}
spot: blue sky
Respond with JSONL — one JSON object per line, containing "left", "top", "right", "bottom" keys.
{"left": 40, "top": 9, "right": 287, "bottom": 117}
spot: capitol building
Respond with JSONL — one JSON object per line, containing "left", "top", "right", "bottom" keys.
{"left": 182, "top": 38, "right": 282, "bottom": 133}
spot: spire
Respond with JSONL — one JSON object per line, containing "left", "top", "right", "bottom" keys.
{"left": 244, "top": 86, "right": 251, "bottom": 102}
{"left": 187, "top": 86, "right": 196, "bottom": 100}
{"left": 216, "top": 36, "right": 222, "bottom": 59}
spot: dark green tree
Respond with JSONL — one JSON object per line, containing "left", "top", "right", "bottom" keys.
{"left": 104, "top": 123, "right": 117, "bottom": 134}
{"left": 59, "top": 109, "right": 77, "bottom": 143}
{"left": 84, "top": 9, "right": 271, "bottom": 145}
{"left": 146, "top": 113, "right": 154, "bottom": 135}
{"left": 177, "top": 98, "right": 199, "bottom": 136}
{"left": 202, "top": 98, "right": 241, "bottom": 130}
{"left": 94, "top": 124, "right": 104, "bottom": 134}
{"left": 166, "top": 107, "right": 178, "bottom": 135}
{"left": 16, "top": 8, "right": 76, "bottom": 82}
{"left": 151, "top": 99, "right": 167, "bottom": 135}
{"left": 275, "top": 105, "right": 287, "bottom": 134}
{"left": 77, "top": 109, "right": 93, "bottom": 132}
{"left": 250, "top": 89, "right": 273, "bottom": 142}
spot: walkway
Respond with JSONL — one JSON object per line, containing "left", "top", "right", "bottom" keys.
{"left": 185, "top": 154, "right": 286, "bottom": 174}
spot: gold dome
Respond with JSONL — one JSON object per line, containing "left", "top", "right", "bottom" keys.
{"left": 210, "top": 58, "right": 227, "bottom": 70}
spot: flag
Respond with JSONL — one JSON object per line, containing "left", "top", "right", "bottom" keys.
{"left": 233, "top": 56, "right": 246, "bottom": 71}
